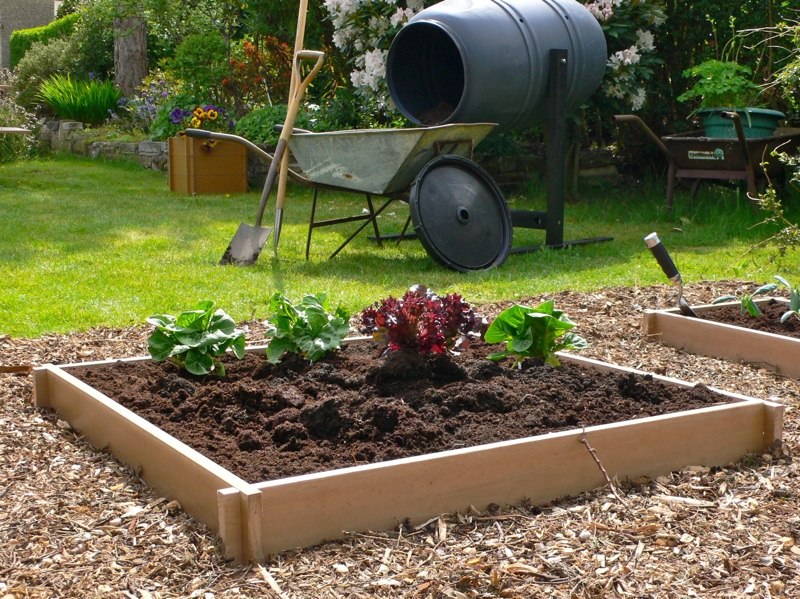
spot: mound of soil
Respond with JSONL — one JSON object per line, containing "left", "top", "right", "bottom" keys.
{"left": 74, "top": 342, "right": 725, "bottom": 484}
{"left": 699, "top": 300, "right": 800, "bottom": 339}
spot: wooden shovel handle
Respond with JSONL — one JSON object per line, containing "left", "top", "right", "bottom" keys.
{"left": 274, "top": 50, "right": 324, "bottom": 213}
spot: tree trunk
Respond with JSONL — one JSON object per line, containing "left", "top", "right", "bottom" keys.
{"left": 114, "top": 16, "right": 148, "bottom": 97}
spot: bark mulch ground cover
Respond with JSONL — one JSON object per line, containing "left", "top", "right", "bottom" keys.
{"left": 2, "top": 281, "right": 799, "bottom": 598}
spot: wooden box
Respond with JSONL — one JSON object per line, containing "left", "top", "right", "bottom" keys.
{"left": 643, "top": 298, "right": 799, "bottom": 378}
{"left": 32, "top": 349, "right": 783, "bottom": 563}
{"left": 168, "top": 135, "right": 247, "bottom": 194}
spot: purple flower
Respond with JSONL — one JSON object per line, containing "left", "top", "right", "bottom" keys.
{"left": 169, "top": 108, "right": 189, "bottom": 125}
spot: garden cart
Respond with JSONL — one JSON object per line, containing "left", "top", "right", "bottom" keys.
{"left": 615, "top": 113, "right": 800, "bottom": 209}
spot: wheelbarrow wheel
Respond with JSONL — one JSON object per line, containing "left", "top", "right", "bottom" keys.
{"left": 409, "top": 155, "right": 512, "bottom": 271}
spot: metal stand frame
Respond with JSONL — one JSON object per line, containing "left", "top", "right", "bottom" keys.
{"left": 510, "top": 49, "right": 612, "bottom": 254}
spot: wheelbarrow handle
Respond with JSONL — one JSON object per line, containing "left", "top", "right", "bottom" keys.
{"left": 613, "top": 115, "right": 673, "bottom": 161}
{"left": 644, "top": 232, "right": 681, "bottom": 284}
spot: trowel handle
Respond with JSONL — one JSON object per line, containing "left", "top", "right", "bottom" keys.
{"left": 644, "top": 232, "right": 681, "bottom": 284}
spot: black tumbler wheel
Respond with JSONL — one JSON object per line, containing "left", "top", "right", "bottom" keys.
{"left": 409, "top": 155, "right": 512, "bottom": 271}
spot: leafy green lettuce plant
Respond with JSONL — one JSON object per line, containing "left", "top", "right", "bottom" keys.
{"left": 774, "top": 275, "right": 800, "bottom": 323}
{"left": 713, "top": 282, "right": 778, "bottom": 318}
{"left": 147, "top": 300, "right": 246, "bottom": 377}
{"left": 484, "top": 300, "right": 588, "bottom": 368}
{"left": 264, "top": 292, "right": 350, "bottom": 364}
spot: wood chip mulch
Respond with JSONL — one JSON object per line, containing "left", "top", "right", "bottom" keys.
{"left": 2, "top": 281, "right": 799, "bottom": 598}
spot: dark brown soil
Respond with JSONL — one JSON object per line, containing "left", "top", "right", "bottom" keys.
{"left": 74, "top": 341, "right": 725, "bottom": 484}
{"left": 700, "top": 299, "right": 800, "bottom": 339}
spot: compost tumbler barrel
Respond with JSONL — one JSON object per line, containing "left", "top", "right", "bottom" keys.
{"left": 386, "top": 0, "right": 607, "bottom": 130}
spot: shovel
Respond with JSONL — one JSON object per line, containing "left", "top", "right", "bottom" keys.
{"left": 219, "top": 49, "right": 324, "bottom": 266}
{"left": 274, "top": 0, "right": 310, "bottom": 253}
{"left": 643, "top": 232, "right": 698, "bottom": 317}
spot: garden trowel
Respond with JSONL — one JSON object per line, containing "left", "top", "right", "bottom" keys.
{"left": 644, "top": 232, "right": 698, "bottom": 317}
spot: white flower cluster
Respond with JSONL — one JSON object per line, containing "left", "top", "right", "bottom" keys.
{"left": 323, "top": 0, "right": 426, "bottom": 102}
{"left": 585, "top": 0, "right": 623, "bottom": 22}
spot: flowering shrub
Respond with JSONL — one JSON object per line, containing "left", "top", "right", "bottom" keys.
{"left": 323, "top": 0, "right": 427, "bottom": 111}
{"left": 584, "top": 0, "right": 665, "bottom": 112}
{"left": 359, "top": 285, "right": 483, "bottom": 355}
{"left": 0, "top": 70, "right": 38, "bottom": 163}
{"left": 115, "top": 69, "right": 179, "bottom": 134}
{"left": 323, "top": 0, "right": 665, "bottom": 116}
{"left": 223, "top": 38, "right": 293, "bottom": 113}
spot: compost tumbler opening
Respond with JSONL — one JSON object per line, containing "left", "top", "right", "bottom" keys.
{"left": 387, "top": 22, "right": 464, "bottom": 125}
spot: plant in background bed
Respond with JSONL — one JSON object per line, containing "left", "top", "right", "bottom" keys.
{"left": 359, "top": 285, "right": 483, "bottom": 355}
{"left": 36, "top": 74, "right": 121, "bottom": 125}
{"left": 774, "top": 275, "right": 800, "bottom": 323}
{"left": 147, "top": 300, "right": 246, "bottom": 377}
{"left": 484, "top": 300, "right": 588, "bottom": 368}
{"left": 713, "top": 282, "right": 778, "bottom": 318}
{"left": 264, "top": 292, "right": 351, "bottom": 364}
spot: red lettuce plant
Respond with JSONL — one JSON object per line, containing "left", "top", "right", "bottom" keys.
{"left": 359, "top": 285, "right": 483, "bottom": 355}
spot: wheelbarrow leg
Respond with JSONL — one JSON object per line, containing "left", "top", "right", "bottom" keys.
{"left": 666, "top": 162, "right": 676, "bottom": 211}
{"left": 305, "top": 188, "right": 320, "bottom": 260}
{"left": 690, "top": 179, "right": 701, "bottom": 201}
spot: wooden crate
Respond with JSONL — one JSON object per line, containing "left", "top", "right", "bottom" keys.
{"left": 32, "top": 350, "right": 783, "bottom": 563}
{"left": 168, "top": 135, "right": 247, "bottom": 194}
{"left": 643, "top": 298, "right": 799, "bottom": 379}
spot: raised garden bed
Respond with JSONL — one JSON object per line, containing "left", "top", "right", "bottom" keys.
{"left": 32, "top": 341, "right": 783, "bottom": 563}
{"left": 643, "top": 298, "right": 800, "bottom": 378}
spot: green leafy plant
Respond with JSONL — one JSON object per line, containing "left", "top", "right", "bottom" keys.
{"left": 677, "top": 59, "right": 761, "bottom": 109}
{"left": 484, "top": 300, "right": 588, "bottom": 368}
{"left": 359, "top": 285, "right": 483, "bottom": 355}
{"left": 37, "top": 74, "right": 121, "bottom": 125}
{"left": 713, "top": 282, "right": 778, "bottom": 317}
{"left": 264, "top": 292, "right": 350, "bottom": 364}
{"left": 774, "top": 275, "right": 800, "bottom": 323}
{"left": 147, "top": 300, "right": 246, "bottom": 377}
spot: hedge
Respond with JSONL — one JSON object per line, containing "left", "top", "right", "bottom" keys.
{"left": 9, "top": 13, "right": 79, "bottom": 69}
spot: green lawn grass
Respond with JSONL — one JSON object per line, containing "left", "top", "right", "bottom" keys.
{"left": 1, "top": 154, "right": 798, "bottom": 338}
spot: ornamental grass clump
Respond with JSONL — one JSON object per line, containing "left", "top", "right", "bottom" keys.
{"left": 359, "top": 284, "right": 483, "bottom": 355}
{"left": 147, "top": 300, "right": 245, "bottom": 377}
{"left": 37, "top": 74, "right": 121, "bottom": 125}
{"left": 264, "top": 292, "right": 350, "bottom": 364}
{"left": 484, "top": 300, "right": 588, "bottom": 368}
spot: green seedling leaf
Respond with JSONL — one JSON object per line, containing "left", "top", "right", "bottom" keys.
{"left": 146, "top": 300, "right": 245, "bottom": 377}
{"left": 485, "top": 300, "right": 587, "bottom": 368}
{"left": 264, "top": 292, "right": 351, "bottom": 364}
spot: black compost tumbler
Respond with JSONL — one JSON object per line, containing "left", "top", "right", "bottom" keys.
{"left": 386, "top": 0, "right": 607, "bottom": 131}
{"left": 386, "top": 0, "right": 607, "bottom": 271}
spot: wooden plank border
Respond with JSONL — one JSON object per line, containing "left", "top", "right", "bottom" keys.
{"left": 642, "top": 298, "right": 800, "bottom": 379}
{"left": 32, "top": 347, "right": 784, "bottom": 562}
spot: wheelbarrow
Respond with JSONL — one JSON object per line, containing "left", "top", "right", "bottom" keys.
{"left": 615, "top": 113, "right": 800, "bottom": 209}
{"left": 188, "top": 123, "right": 513, "bottom": 271}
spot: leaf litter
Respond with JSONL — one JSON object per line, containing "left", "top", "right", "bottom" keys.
{"left": 1, "top": 281, "right": 799, "bottom": 598}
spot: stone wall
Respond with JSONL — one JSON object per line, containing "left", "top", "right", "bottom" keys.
{"left": 39, "top": 120, "right": 169, "bottom": 171}
{"left": 0, "top": 0, "right": 54, "bottom": 69}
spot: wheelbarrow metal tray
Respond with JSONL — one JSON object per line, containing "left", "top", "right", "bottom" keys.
{"left": 287, "top": 122, "right": 496, "bottom": 195}
{"left": 661, "top": 127, "right": 800, "bottom": 175}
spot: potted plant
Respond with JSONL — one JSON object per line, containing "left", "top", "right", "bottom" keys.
{"left": 677, "top": 59, "right": 785, "bottom": 138}
{"left": 167, "top": 104, "right": 248, "bottom": 194}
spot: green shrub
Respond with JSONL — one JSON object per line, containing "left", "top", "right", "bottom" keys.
{"left": 167, "top": 32, "right": 228, "bottom": 105}
{"left": 37, "top": 74, "right": 121, "bottom": 125}
{"left": 68, "top": 1, "right": 115, "bottom": 79}
{"left": 233, "top": 104, "right": 313, "bottom": 146}
{"left": 9, "top": 13, "right": 79, "bottom": 69}
{"left": 13, "top": 37, "right": 80, "bottom": 110}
